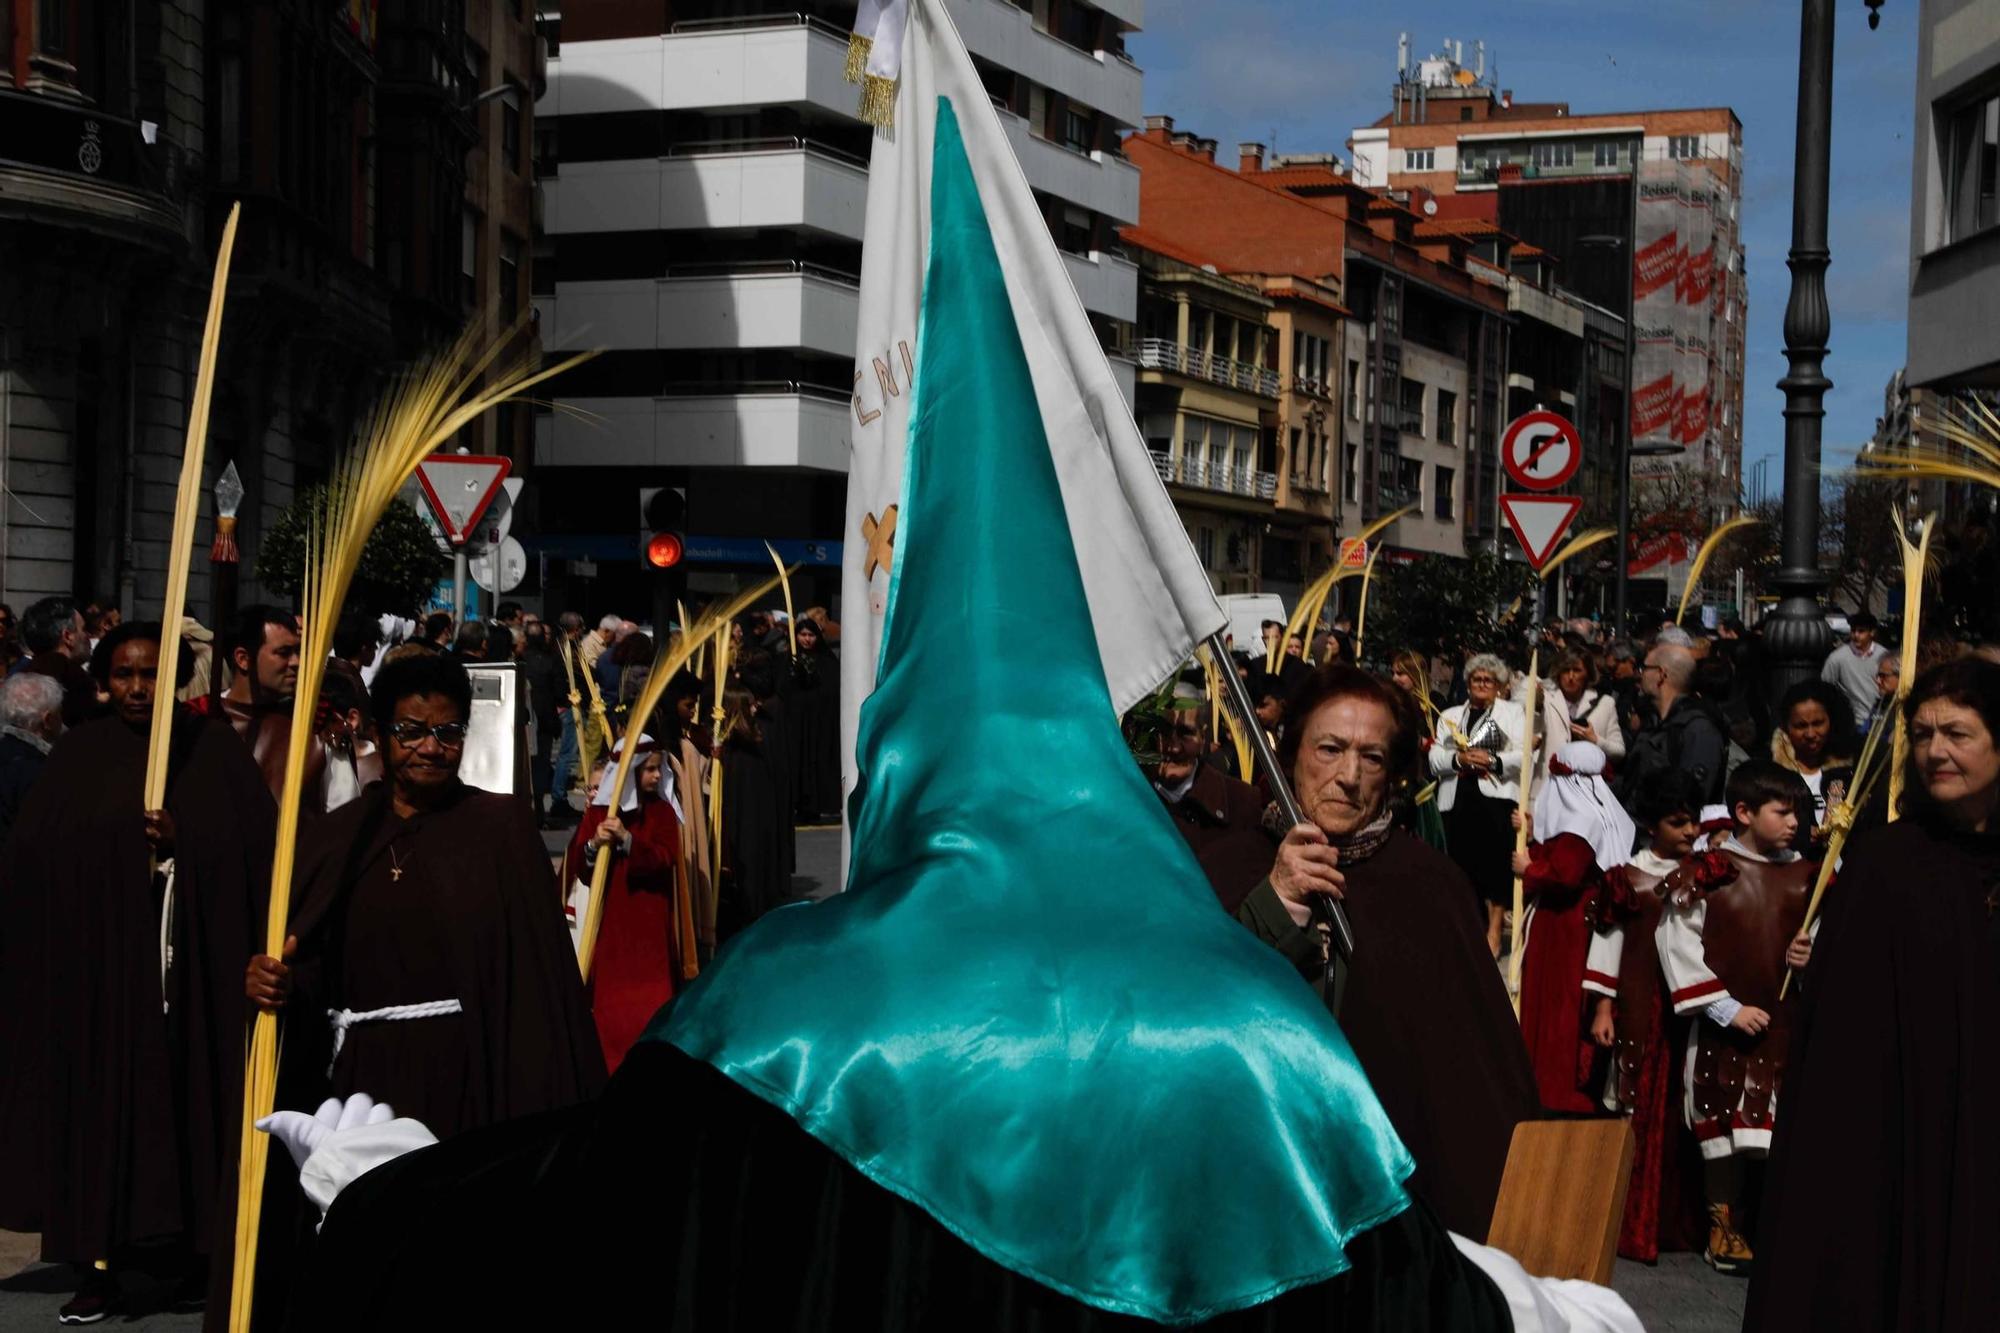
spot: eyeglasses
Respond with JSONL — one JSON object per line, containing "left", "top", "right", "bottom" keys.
{"left": 388, "top": 720, "right": 468, "bottom": 749}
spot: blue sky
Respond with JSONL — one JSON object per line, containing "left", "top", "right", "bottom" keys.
{"left": 1129, "top": 0, "right": 1918, "bottom": 484}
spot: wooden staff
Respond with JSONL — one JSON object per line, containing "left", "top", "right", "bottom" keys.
{"left": 1885, "top": 511, "right": 1932, "bottom": 823}
{"left": 1781, "top": 714, "right": 1895, "bottom": 998}
{"left": 229, "top": 323, "right": 595, "bottom": 1332}
{"left": 145, "top": 204, "right": 241, "bottom": 818}
{"left": 708, "top": 616, "right": 732, "bottom": 889}
{"left": 1272, "top": 506, "right": 1415, "bottom": 674}
{"left": 1674, "top": 515, "right": 1758, "bottom": 627}
{"left": 1505, "top": 528, "right": 1615, "bottom": 1012}
{"left": 1353, "top": 541, "right": 1385, "bottom": 663}
{"left": 575, "top": 575, "right": 783, "bottom": 982}
{"left": 1509, "top": 646, "right": 1540, "bottom": 1012}
{"left": 765, "top": 540, "right": 798, "bottom": 660}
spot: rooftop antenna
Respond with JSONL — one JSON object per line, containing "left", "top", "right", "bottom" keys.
{"left": 1454, "top": 39, "right": 1464, "bottom": 67}
{"left": 1398, "top": 31, "right": 1409, "bottom": 75}
{"left": 1476, "top": 40, "right": 1485, "bottom": 79}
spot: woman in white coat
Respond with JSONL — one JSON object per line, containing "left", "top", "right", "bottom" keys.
{"left": 1548, "top": 651, "right": 1625, "bottom": 763}
{"left": 1432, "top": 654, "right": 1527, "bottom": 956}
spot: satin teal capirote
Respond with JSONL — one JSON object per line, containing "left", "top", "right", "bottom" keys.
{"left": 653, "top": 97, "right": 1413, "bottom": 1326}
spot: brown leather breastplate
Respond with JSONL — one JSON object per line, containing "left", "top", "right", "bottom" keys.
{"left": 1689, "top": 854, "right": 1813, "bottom": 1125}
{"left": 1611, "top": 864, "right": 1669, "bottom": 1110}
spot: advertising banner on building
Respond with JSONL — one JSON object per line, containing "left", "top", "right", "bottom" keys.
{"left": 1631, "top": 160, "right": 1682, "bottom": 452}
{"left": 1677, "top": 167, "right": 1714, "bottom": 450}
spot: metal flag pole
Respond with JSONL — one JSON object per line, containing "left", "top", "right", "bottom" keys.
{"left": 1204, "top": 632, "right": 1356, "bottom": 961}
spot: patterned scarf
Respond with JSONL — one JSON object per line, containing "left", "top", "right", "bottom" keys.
{"left": 1261, "top": 801, "right": 1398, "bottom": 865}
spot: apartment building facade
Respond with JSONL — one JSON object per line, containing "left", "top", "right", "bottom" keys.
{"left": 1349, "top": 43, "right": 1744, "bottom": 519}
{"left": 531, "top": 0, "right": 1145, "bottom": 616}
{"left": 1908, "top": 0, "right": 2000, "bottom": 390}
{"left": 0, "top": 1, "right": 515, "bottom": 617}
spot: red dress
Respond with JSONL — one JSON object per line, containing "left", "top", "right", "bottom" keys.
{"left": 1517, "top": 832, "right": 1606, "bottom": 1114}
{"left": 566, "top": 799, "right": 682, "bottom": 1073}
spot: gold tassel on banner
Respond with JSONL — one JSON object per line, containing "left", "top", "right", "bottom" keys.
{"left": 844, "top": 31, "right": 873, "bottom": 83}
{"left": 859, "top": 73, "right": 897, "bottom": 128}
{"left": 228, "top": 322, "right": 596, "bottom": 1333}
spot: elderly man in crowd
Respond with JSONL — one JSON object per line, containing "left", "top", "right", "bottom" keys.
{"left": 1619, "top": 640, "right": 1728, "bottom": 807}
{"left": 1145, "top": 683, "right": 1268, "bottom": 911}
{"left": 18, "top": 595, "right": 98, "bottom": 725}
{"left": 0, "top": 672, "right": 64, "bottom": 846}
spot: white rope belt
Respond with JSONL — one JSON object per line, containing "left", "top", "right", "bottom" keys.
{"left": 326, "top": 1000, "right": 464, "bottom": 1076}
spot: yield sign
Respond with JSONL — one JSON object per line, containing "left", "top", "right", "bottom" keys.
{"left": 415, "top": 454, "right": 511, "bottom": 546}
{"left": 1499, "top": 493, "right": 1582, "bottom": 569}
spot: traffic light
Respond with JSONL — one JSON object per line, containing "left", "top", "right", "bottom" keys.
{"left": 640, "top": 486, "right": 686, "bottom": 570}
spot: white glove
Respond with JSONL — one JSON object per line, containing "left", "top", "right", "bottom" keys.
{"left": 257, "top": 1093, "right": 397, "bottom": 1171}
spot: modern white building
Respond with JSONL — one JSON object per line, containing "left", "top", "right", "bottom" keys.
{"left": 530, "top": 0, "right": 1143, "bottom": 615}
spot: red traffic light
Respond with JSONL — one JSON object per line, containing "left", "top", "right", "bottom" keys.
{"left": 646, "top": 531, "right": 684, "bottom": 569}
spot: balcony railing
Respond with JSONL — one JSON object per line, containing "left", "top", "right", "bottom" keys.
{"left": 667, "top": 12, "right": 852, "bottom": 40}
{"left": 1290, "top": 374, "right": 1330, "bottom": 399}
{"left": 1135, "top": 338, "right": 1281, "bottom": 397}
{"left": 1151, "top": 450, "right": 1278, "bottom": 500}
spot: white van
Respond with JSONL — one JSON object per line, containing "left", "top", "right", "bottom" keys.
{"left": 1216, "top": 593, "right": 1288, "bottom": 658}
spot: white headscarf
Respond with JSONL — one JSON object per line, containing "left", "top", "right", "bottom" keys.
{"left": 590, "top": 733, "right": 684, "bottom": 824}
{"left": 1532, "top": 740, "right": 1634, "bottom": 870}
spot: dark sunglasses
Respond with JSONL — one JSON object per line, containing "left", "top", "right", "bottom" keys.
{"left": 388, "top": 720, "right": 468, "bottom": 748}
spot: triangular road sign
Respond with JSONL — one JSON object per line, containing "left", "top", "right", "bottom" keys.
{"left": 415, "top": 454, "right": 511, "bottom": 545}
{"left": 1499, "top": 493, "right": 1583, "bottom": 569}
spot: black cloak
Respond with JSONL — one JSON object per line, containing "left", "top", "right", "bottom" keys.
{"left": 1745, "top": 816, "right": 2000, "bottom": 1332}
{"left": 287, "top": 1040, "right": 1514, "bottom": 1332}
{"left": 0, "top": 713, "right": 274, "bottom": 1264}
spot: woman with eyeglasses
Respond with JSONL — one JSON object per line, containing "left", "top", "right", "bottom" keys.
{"left": 244, "top": 652, "right": 603, "bottom": 1149}
{"left": 1431, "top": 653, "right": 1528, "bottom": 956}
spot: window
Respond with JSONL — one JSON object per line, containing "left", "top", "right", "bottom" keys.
{"left": 1668, "top": 134, "right": 1701, "bottom": 161}
{"left": 499, "top": 232, "right": 521, "bottom": 311}
{"left": 534, "top": 119, "right": 558, "bottom": 177}
{"left": 1397, "top": 457, "right": 1424, "bottom": 504}
{"left": 1592, "top": 140, "right": 1627, "bottom": 168}
{"left": 502, "top": 93, "right": 522, "bottom": 173}
{"left": 461, "top": 211, "right": 478, "bottom": 307}
{"left": 1944, "top": 94, "right": 2000, "bottom": 243}
{"left": 1346, "top": 359, "right": 1361, "bottom": 420}
{"left": 1460, "top": 106, "right": 1474, "bottom": 122}
{"left": 1403, "top": 147, "right": 1435, "bottom": 172}
{"left": 1289, "top": 427, "right": 1303, "bottom": 479}
{"left": 1062, "top": 107, "right": 1094, "bottom": 154}
{"left": 1398, "top": 376, "right": 1426, "bottom": 435}
{"left": 1530, "top": 141, "right": 1575, "bottom": 170}
{"left": 1057, "top": 204, "right": 1092, "bottom": 255}
{"left": 1344, "top": 444, "right": 1359, "bottom": 502}
{"left": 1435, "top": 388, "right": 1457, "bottom": 444}
{"left": 1434, "top": 465, "right": 1456, "bottom": 520}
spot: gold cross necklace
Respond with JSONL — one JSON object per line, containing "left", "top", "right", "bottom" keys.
{"left": 389, "top": 843, "right": 411, "bottom": 883}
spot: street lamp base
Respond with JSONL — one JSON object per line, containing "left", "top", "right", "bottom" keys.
{"left": 1760, "top": 580, "right": 1832, "bottom": 710}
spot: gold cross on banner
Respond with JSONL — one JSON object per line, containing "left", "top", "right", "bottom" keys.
{"left": 863, "top": 504, "right": 899, "bottom": 580}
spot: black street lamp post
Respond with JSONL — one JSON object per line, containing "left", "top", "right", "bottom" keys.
{"left": 1761, "top": 0, "right": 1843, "bottom": 706}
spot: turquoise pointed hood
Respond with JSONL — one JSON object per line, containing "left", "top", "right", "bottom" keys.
{"left": 653, "top": 96, "right": 1412, "bottom": 1325}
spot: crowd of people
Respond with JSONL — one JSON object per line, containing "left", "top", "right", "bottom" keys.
{"left": 1142, "top": 610, "right": 2000, "bottom": 1329}
{"left": 0, "top": 592, "right": 840, "bottom": 1326}
{"left": 0, "top": 582, "right": 1993, "bottom": 1329}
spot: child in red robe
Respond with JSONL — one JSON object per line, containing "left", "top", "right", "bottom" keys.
{"left": 1510, "top": 740, "right": 1634, "bottom": 1114}
{"left": 1584, "top": 767, "right": 1713, "bottom": 1262}
{"left": 565, "top": 735, "right": 684, "bottom": 1073}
